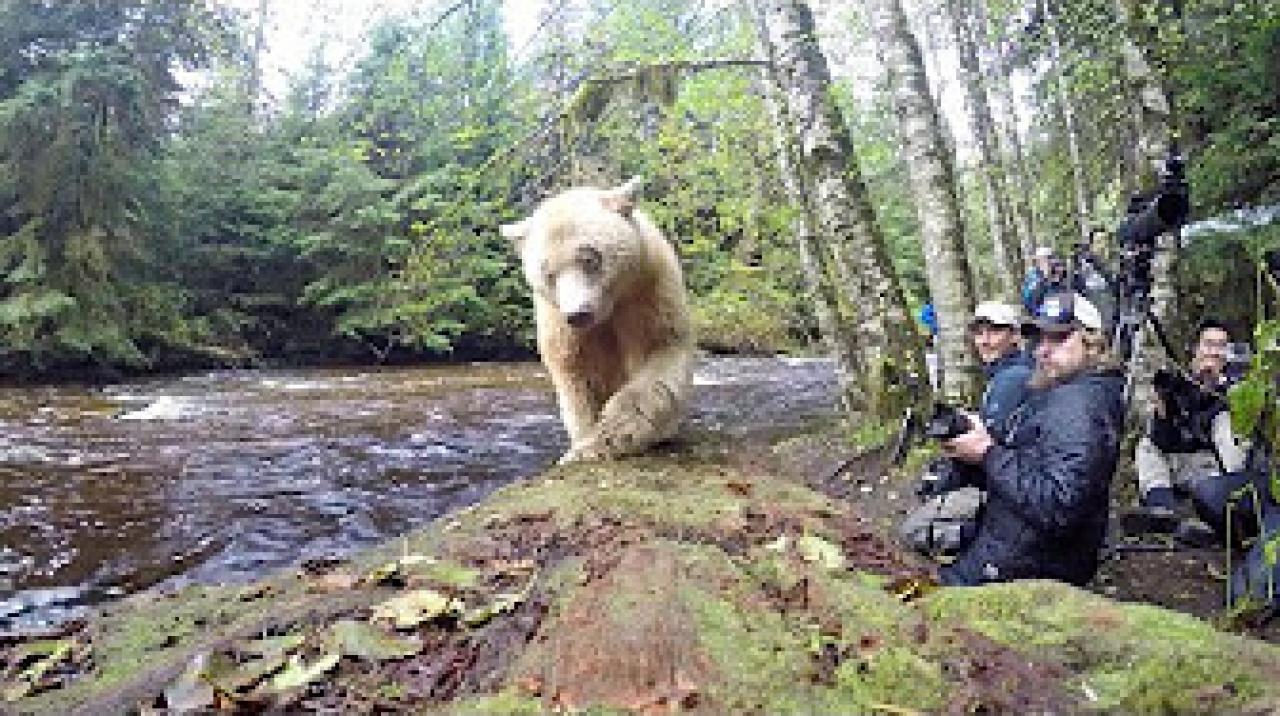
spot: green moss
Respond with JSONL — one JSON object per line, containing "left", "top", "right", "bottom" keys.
{"left": 925, "top": 580, "right": 1280, "bottom": 712}
{"left": 833, "top": 646, "right": 946, "bottom": 711}
{"left": 20, "top": 582, "right": 295, "bottom": 713}
{"left": 439, "top": 691, "right": 546, "bottom": 714}
{"left": 680, "top": 551, "right": 815, "bottom": 713}
{"left": 444, "top": 458, "right": 833, "bottom": 538}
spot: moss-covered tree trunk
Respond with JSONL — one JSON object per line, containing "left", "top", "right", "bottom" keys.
{"left": 870, "top": 0, "right": 980, "bottom": 403}
{"left": 753, "top": 0, "right": 920, "bottom": 420}
{"left": 757, "top": 74, "right": 865, "bottom": 413}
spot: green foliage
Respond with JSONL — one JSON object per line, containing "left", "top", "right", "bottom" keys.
{"left": 1, "top": 0, "right": 1275, "bottom": 374}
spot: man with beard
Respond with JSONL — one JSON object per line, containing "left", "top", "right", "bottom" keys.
{"left": 938, "top": 292, "right": 1124, "bottom": 586}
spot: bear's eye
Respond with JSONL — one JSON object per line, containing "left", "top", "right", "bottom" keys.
{"left": 576, "top": 246, "right": 602, "bottom": 274}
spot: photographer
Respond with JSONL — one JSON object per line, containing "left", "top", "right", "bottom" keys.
{"left": 1128, "top": 320, "right": 1247, "bottom": 542}
{"left": 1071, "top": 229, "right": 1114, "bottom": 330}
{"left": 938, "top": 292, "right": 1124, "bottom": 587}
{"left": 1022, "top": 246, "right": 1056, "bottom": 314}
{"left": 898, "top": 301, "right": 1033, "bottom": 554}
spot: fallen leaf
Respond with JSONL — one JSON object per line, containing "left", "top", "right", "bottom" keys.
{"left": 205, "top": 652, "right": 285, "bottom": 694}
{"left": 305, "top": 570, "right": 359, "bottom": 593}
{"left": 238, "top": 632, "right": 305, "bottom": 658}
{"left": 162, "top": 653, "right": 216, "bottom": 712}
{"left": 326, "top": 620, "right": 423, "bottom": 661}
{"left": 2, "top": 638, "right": 77, "bottom": 702}
{"left": 885, "top": 577, "right": 937, "bottom": 603}
{"left": 372, "top": 589, "right": 461, "bottom": 629}
{"left": 263, "top": 653, "right": 339, "bottom": 693}
{"left": 797, "top": 533, "right": 845, "bottom": 571}
{"left": 462, "top": 591, "right": 526, "bottom": 627}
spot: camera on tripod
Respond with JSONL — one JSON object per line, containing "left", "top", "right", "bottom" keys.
{"left": 1116, "top": 151, "right": 1190, "bottom": 252}
{"left": 1111, "top": 148, "right": 1193, "bottom": 374}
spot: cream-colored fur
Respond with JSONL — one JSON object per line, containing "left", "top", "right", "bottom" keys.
{"left": 501, "top": 177, "right": 694, "bottom": 463}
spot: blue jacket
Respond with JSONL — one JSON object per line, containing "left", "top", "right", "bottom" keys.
{"left": 1020, "top": 269, "right": 1044, "bottom": 313}
{"left": 980, "top": 350, "right": 1034, "bottom": 442}
{"left": 919, "top": 303, "right": 939, "bottom": 336}
{"left": 941, "top": 369, "right": 1125, "bottom": 587}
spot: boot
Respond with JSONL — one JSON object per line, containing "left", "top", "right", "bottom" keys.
{"left": 1121, "top": 487, "right": 1180, "bottom": 534}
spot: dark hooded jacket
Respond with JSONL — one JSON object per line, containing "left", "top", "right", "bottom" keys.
{"left": 941, "top": 369, "right": 1125, "bottom": 587}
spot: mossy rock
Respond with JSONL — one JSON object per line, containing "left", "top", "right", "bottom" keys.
{"left": 10, "top": 448, "right": 1280, "bottom": 714}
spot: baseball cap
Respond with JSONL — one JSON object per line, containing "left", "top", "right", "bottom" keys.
{"left": 970, "top": 301, "right": 1022, "bottom": 329}
{"left": 1023, "top": 292, "right": 1103, "bottom": 335}
{"left": 1034, "top": 246, "right": 1055, "bottom": 259}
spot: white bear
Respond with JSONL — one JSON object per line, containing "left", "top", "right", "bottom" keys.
{"left": 501, "top": 177, "right": 695, "bottom": 463}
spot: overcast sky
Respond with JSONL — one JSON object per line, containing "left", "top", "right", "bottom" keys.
{"left": 224, "top": 0, "right": 985, "bottom": 160}
{"left": 229, "top": 0, "right": 541, "bottom": 102}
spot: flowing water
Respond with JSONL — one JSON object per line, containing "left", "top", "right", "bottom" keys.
{"left": 0, "top": 356, "right": 837, "bottom": 629}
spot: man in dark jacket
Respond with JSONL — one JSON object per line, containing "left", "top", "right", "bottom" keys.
{"left": 939, "top": 292, "right": 1124, "bottom": 587}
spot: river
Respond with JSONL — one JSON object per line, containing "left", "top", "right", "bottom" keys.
{"left": 0, "top": 356, "right": 837, "bottom": 629}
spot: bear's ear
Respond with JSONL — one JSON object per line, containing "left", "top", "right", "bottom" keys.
{"left": 601, "top": 175, "right": 644, "bottom": 218}
{"left": 499, "top": 219, "right": 528, "bottom": 242}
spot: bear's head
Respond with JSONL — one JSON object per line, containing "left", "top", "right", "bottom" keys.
{"left": 501, "top": 176, "right": 647, "bottom": 331}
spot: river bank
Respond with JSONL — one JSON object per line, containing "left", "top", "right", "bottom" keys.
{"left": 6, "top": 417, "right": 1279, "bottom": 714}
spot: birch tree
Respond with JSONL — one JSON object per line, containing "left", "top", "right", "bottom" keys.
{"left": 990, "top": 10, "right": 1037, "bottom": 270}
{"left": 1042, "top": 0, "right": 1092, "bottom": 246}
{"left": 946, "top": 0, "right": 1019, "bottom": 300}
{"left": 759, "top": 76, "right": 864, "bottom": 412}
{"left": 753, "top": 0, "right": 920, "bottom": 419}
{"left": 870, "top": 0, "right": 980, "bottom": 403}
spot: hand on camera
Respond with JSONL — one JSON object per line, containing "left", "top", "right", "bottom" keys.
{"left": 940, "top": 412, "right": 993, "bottom": 465}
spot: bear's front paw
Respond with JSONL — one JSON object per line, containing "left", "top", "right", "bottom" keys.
{"left": 558, "top": 439, "right": 611, "bottom": 465}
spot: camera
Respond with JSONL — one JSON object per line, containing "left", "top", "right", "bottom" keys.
{"left": 1116, "top": 152, "right": 1190, "bottom": 251}
{"left": 1150, "top": 368, "right": 1221, "bottom": 453}
{"left": 924, "top": 402, "right": 972, "bottom": 441}
{"left": 1111, "top": 149, "right": 1192, "bottom": 369}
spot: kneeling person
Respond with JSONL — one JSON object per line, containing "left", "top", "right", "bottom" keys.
{"left": 1129, "top": 320, "right": 1246, "bottom": 543}
{"left": 940, "top": 293, "right": 1123, "bottom": 587}
{"left": 899, "top": 301, "right": 1033, "bottom": 554}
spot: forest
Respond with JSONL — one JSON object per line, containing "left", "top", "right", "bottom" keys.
{"left": 4, "top": 1, "right": 1280, "bottom": 710}
{"left": 1, "top": 0, "right": 1273, "bottom": 396}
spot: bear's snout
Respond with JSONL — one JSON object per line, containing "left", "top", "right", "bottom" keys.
{"left": 565, "top": 309, "right": 595, "bottom": 328}
{"left": 554, "top": 270, "right": 602, "bottom": 329}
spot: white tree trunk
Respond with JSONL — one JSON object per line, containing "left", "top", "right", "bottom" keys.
{"left": 754, "top": 0, "right": 920, "bottom": 419}
{"left": 946, "top": 0, "right": 1019, "bottom": 301}
{"left": 1044, "top": 0, "right": 1092, "bottom": 246}
{"left": 759, "top": 75, "right": 865, "bottom": 413}
{"left": 991, "top": 20, "right": 1037, "bottom": 271}
{"left": 870, "top": 0, "right": 981, "bottom": 403}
